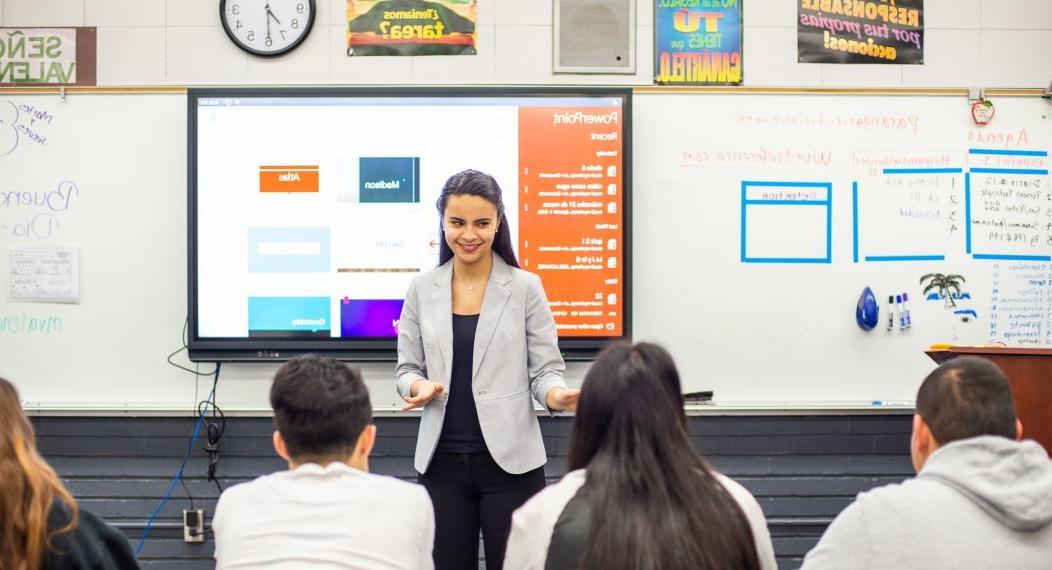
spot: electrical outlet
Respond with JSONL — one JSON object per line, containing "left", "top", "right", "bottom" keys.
{"left": 183, "top": 509, "right": 205, "bottom": 543}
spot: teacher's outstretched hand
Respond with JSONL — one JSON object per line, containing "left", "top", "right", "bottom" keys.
{"left": 401, "top": 380, "right": 445, "bottom": 411}
{"left": 546, "top": 387, "right": 580, "bottom": 411}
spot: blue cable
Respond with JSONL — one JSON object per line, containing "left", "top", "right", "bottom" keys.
{"left": 135, "top": 379, "right": 216, "bottom": 555}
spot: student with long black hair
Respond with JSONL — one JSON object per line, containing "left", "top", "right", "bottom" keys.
{"left": 0, "top": 378, "right": 138, "bottom": 570}
{"left": 503, "top": 342, "right": 777, "bottom": 570}
{"left": 396, "top": 169, "right": 579, "bottom": 569}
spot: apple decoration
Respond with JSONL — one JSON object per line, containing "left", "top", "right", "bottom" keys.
{"left": 971, "top": 98, "right": 995, "bottom": 125}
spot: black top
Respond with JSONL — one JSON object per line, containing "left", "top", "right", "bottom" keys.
{"left": 436, "top": 313, "right": 487, "bottom": 454}
{"left": 42, "top": 502, "right": 140, "bottom": 569}
{"left": 545, "top": 484, "right": 593, "bottom": 570}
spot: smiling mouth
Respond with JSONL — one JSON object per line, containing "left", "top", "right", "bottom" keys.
{"left": 458, "top": 243, "right": 481, "bottom": 252}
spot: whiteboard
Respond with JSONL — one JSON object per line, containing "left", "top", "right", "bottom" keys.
{"left": 1, "top": 90, "right": 1049, "bottom": 410}
{"left": 0, "top": 93, "right": 196, "bottom": 409}
{"left": 632, "top": 92, "right": 1051, "bottom": 404}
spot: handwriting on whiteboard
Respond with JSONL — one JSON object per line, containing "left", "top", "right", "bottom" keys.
{"left": 734, "top": 112, "right": 920, "bottom": 134}
{"left": 0, "top": 312, "right": 63, "bottom": 335}
{"left": 0, "top": 180, "right": 79, "bottom": 239}
{"left": 681, "top": 147, "right": 832, "bottom": 169}
{"left": 0, "top": 100, "right": 54, "bottom": 156}
{"left": 989, "top": 263, "right": 1052, "bottom": 346}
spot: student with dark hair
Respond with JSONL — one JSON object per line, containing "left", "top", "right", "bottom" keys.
{"left": 0, "top": 377, "right": 139, "bottom": 570}
{"left": 802, "top": 356, "right": 1052, "bottom": 570}
{"left": 212, "top": 355, "right": 434, "bottom": 569}
{"left": 397, "top": 169, "right": 579, "bottom": 569}
{"left": 503, "top": 342, "right": 776, "bottom": 570}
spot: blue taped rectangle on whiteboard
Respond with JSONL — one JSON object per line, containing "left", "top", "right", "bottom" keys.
{"left": 248, "top": 227, "right": 331, "bottom": 273}
{"left": 741, "top": 181, "right": 832, "bottom": 263}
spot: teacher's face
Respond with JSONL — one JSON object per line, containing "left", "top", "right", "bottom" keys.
{"left": 443, "top": 194, "right": 498, "bottom": 265}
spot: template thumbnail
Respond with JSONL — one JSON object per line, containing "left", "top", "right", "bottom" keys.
{"left": 358, "top": 157, "right": 421, "bottom": 203}
{"left": 248, "top": 228, "right": 331, "bottom": 273}
{"left": 248, "top": 296, "right": 331, "bottom": 337}
{"left": 331, "top": 226, "right": 419, "bottom": 273}
{"left": 340, "top": 299, "right": 404, "bottom": 337}
{"left": 259, "top": 165, "right": 320, "bottom": 193}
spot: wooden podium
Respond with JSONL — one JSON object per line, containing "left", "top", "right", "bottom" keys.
{"left": 925, "top": 347, "right": 1052, "bottom": 454}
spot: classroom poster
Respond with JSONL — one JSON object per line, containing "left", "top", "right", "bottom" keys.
{"left": 798, "top": 0, "right": 924, "bottom": 64}
{"left": 0, "top": 28, "right": 97, "bottom": 86}
{"left": 345, "top": 0, "right": 477, "bottom": 56}
{"left": 654, "top": 0, "right": 743, "bottom": 85}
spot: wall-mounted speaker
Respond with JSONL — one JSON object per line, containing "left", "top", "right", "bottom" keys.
{"left": 553, "top": 0, "right": 636, "bottom": 74}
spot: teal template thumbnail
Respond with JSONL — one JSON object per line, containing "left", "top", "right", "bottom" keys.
{"left": 359, "top": 157, "right": 420, "bottom": 203}
{"left": 248, "top": 297, "right": 330, "bottom": 337}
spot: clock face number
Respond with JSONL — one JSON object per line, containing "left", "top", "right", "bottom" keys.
{"left": 223, "top": 1, "right": 313, "bottom": 56}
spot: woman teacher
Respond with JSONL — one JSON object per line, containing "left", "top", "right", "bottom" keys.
{"left": 396, "top": 169, "right": 578, "bottom": 569}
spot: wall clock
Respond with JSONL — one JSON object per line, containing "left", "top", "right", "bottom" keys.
{"left": 220, "top": 0, "right": 315, "bottom": 57}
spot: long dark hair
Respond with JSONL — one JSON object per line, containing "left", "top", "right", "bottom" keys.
{"left": 436, "top": 169, "right": 519, "bottom": 268}
{"left": 0, "top": 378, "right": 79, "bottom": 570}
{"left": 567, "top": 342, "right": 761, "bottom": 570}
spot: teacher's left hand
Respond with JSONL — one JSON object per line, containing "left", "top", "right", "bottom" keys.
{"left": 545, "top": 387, "right": 580, "bottom": 412}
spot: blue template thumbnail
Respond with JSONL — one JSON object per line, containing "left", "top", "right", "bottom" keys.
{"left": 359, "top": 157, "right": 420, "bottom": 203}
{"left": 248, "top": 297, "right": 330, "bottom": 338}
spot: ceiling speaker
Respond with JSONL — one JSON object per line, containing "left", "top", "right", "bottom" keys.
{"left": 554, "top": 0, "right": 636, "bottom": 74}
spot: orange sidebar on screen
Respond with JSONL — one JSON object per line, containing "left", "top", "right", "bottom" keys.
{"left": 517, "top": 106, "right": 624, "bottom": 337}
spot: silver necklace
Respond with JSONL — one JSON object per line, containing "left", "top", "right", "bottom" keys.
{"left": 457, "top": 278, "right": 484, "bottom": 292}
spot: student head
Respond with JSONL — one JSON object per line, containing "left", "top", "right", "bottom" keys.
{"left": 567, "top": 342, "right": 760, "bottom": 570}
{"left": 269, "top": 355, "right": 375, "bottom": 470}
{"left": 912, "top": 356, "right": 1022, "bottom": 471}
{"left": 436, "top": 169, "right": 520, "bottom": 268}
{"left": 0, "top": 377, "right": 79, "bottom": 569}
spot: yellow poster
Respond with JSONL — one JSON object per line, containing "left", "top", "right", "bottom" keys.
{"left": 346, "top": 0, "right": 477, "bottom": 56}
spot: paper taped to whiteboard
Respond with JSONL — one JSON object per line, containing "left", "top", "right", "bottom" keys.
{"left": 8, "top": 245, "right": 80, "bottom": 303}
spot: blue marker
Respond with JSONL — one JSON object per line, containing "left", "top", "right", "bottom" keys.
{"left": 903, "top": 293, "right": 912, "bottom": 328}
{"left": 896, "top": 294, "right": 905, "bottom": 329}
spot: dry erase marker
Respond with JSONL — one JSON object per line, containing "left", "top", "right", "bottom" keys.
{"left": 887, "top": 296, "right": 895, "bottom": 330}
{"left": 896, "top": 295, "right": 905, "bottom": 329}
{"left": 903, "top": 293, "right": 912, "bottom": 328}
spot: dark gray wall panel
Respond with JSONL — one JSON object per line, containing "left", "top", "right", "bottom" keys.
{"left": 32, "top": 414, "right": 913, "bottom": 570}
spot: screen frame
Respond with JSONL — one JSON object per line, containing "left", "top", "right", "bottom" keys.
{"left": 187, "top": 86, "right": 632, "bottom": 362}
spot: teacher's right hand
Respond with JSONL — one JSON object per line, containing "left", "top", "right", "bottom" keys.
{"left": 401, "top": 380, "right": 445, "bottom": 411}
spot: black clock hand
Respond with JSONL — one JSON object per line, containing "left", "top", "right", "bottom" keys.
{"left": 267, "top": 10, "right": 282, "bottom": 25}
{"left": 265, "top": 3, "right": 272, "bottom": 38}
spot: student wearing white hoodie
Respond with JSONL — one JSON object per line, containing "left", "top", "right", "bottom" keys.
{"left": 801, "top": 356, "right": 1052, "bottom": 570}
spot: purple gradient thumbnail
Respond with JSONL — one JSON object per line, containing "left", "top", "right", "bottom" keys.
{"left": 340, "top": 298, "right": 404, "bottom": 337}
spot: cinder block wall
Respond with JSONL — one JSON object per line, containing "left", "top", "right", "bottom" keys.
{"left": 34, "top": 414, "right": 913, "bottom": 569}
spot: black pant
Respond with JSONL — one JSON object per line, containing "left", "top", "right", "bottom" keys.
{"left": 420, "top": 452, "right": 546, "bottom": 570}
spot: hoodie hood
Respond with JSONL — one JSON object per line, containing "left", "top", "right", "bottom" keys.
{"left": 919, "top": 435, "right": 1052, "bottom": 532}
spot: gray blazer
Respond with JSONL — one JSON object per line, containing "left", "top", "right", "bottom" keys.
{"left": 396, "top": 254, "right": 567, "bottom": 475}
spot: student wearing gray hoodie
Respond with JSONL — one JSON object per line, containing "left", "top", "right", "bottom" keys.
{"left": 801, "top": 356, "right": 1052, "bottom": 570}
